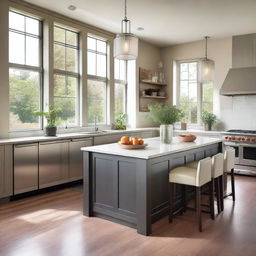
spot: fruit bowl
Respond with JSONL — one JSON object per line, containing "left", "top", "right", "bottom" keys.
{"left": 118, "top": 142, "right": 148, "bottom": 150}
{"left": 179, "top": 134, "right": 197, "bottom": 142}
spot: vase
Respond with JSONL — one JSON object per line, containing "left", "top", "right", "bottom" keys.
{"left": 204, "top": 123, "right": 212, "bottom": 131}
{"left": 160, "top": 124, "right": 174, "bottom": 144}
{"left": 45, "top": 126, "right": 57, "bottom": 136}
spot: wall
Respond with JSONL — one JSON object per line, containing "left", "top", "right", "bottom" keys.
{"left": 134, "top": 40, "right": 162, "bottom": 128}
{"left": 161, "top": 37, "right": 235, "bottom": 130}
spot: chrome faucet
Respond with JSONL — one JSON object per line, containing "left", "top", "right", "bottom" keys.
{"left": 94, "top": 116, "right": 98, "bottom": 132}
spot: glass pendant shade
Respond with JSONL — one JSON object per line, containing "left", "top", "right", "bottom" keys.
{"left": 114, "top": 33, "right": 138, "bottom": 60}
{"left": 201, "top": 58, "right": 215, "bottom": 82}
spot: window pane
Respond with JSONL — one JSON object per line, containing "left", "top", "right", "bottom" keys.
{"left": 189, "top": 62, "right": 197, "bottom": 80}
{"left": 115, "top": 83, "right": 125, "bottom": 117}
{"left": 119, "top": 60, "right": 125, "bottom": 81}
{"left": 25, "top": 17, "right": 39, "bottom": 35}
{"left": 202, "top": 82, "right": 213, "bottom": 113}
{"left": 26, "top": 36, "right": 39, "bottom": 66}
{"left": 180, "top": 81, "right": 188, "bottom": 97}
{"left": 97, "top": 40, "right": 106, "bottom": 53}
{"left": 9, "top": 69, "right": 40, "bottom": 130}
{"left": 190, "top": 102, "right": 198, "bottom": 123}
{"left": 87, "top": 79, "right": 106, "bottom": 124}
{"left": 87, "top": 52, "right": 96, "bottom": 75}
{"left": 66, "top": 47, "right": 78, "bottom": 72}
{"left": 54, "top": 74, "right": 65, "bottom": 97}
{"left": 87, "top": 37, "right": 96, "bottom": 50}
{"left": 54, "top": 44, "right": 65, "bottom": 70}
{"left": 9, "top": 12, "right": 25, "bottom": 31}
{"left": 9, "top": 32, "right": 25, "bottom": 64}
{"left": 66, "top": 30, "right": 77, "bottom": 46}
{"left": 97, "top": 54, "right": 106, "bottom": 77}
{"left": 54, "top": 26, "right": 65, "bottom": 43}
{"left": 114, "top": 59, "right": 119, "bottom": 80}
{"left": 189, "top": 82, "right": 197, "bottom": 101}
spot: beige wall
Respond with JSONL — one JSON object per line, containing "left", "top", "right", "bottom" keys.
{"left": 135, "top": 40, "right": 162, "bottom": 128}
{"left": 161, "top": 37, "right": 233, "bottom": 129}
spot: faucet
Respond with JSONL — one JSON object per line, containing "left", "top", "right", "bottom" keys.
{"left": 94, "top": 116, "right": 98, "bottom": 132}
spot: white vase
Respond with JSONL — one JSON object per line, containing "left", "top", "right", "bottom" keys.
{"left": 160, "top": 124, "right": 174, "bottom": 144}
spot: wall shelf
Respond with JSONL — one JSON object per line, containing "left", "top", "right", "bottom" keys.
{"left": 141, "top": 95, "right": 167, "bottom": 100}
{"left": 140, "top": 80, "right": 167, "bottom": 86}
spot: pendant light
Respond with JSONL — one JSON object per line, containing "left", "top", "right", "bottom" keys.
{"left": 114, "top": 0, "right": 138, "bottom": 60}
{"left": 201, "top": 36, "right": 214, "bottom": 82}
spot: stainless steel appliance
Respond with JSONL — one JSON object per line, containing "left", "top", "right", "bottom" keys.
{"left": 222, "top": 129, "right": 256, "bottom": 176}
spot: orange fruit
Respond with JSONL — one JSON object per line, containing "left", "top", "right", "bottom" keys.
{"left": 120, "top": 136, "right": 130, "bottom": 144}
{"left": 138, "top": 139, "right": 144, "bottom": 145}
{"left": 132, "top": 137, "right": 139, "bottom": 145}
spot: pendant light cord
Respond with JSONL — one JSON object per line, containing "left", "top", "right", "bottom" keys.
{"left": 205, "top": 36, "right": 209, "bottom": 60}
{"left": 124, "top": 0, "right": 127, "bottom": 21}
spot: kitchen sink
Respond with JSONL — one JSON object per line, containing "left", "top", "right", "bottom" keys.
{"left": 80, "top": 131, "right": 109, "bottom": 135}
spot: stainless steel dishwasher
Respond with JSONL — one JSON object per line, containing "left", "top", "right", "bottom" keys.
{"left": 14, "top": 143, "right": 39, "bottom": 195}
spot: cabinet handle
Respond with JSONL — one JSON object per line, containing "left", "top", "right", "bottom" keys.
{"left": 71, "top": 138, "right": 93, "bottom": 142}
{"left": 15, "top": 143, "right": 38, "bottom": 148}
{"left": 39, "top": 140, "right": 71, "bottom": 145}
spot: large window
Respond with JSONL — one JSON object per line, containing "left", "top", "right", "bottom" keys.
{"left": 87, "top": 36, "right": 107, "bottom": 124}
{"left": 53, "top": 25, "right": 79, "bottom": 127}
{"left": 114, "top": 59, "right": 127, "bottom": 118}
{"left": 177, "top": 61, "right": 213, "bottom": 124}
{"left": 9, "top": 11, "right": 42, "bottom": 131}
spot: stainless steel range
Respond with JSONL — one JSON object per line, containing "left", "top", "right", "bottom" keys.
{"left": 222, "top": 130, "right": 256, "bottom": 176}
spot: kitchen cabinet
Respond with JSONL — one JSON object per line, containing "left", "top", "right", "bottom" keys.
{"left": 14, "top": 143, "right": 38, "bottom": 195}
{"left": 94, "top": 134, "right": 123, "bottom": 145}
{"left": 69, "top": 138, "right": 93, "bottom": 181}
{"left": 0, "top": 145, "right": 13, "bottom": 199}
{"left": 39, "top": 140, "right": 69, "bottom": 189}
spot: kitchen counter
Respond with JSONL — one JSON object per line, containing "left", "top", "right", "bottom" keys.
{"left": 81, "top": 136, "right": 223, "bottom": 159}
{"left": 175, "top": 129, "right": 222, "bottom": 137}
{"left": 0, "top": 128, "right": 158, "bottom": 145}
{"left": 82, "top": 136, "right": 223, "bottom": 235}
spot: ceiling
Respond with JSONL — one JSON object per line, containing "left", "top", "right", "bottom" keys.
{"left": 24, "top": 0, "right": 256, "bottom": 47}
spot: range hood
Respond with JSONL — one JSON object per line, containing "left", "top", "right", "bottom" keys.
{"left": 220, "top": 34, "right": 256, "bottom": 96}
{"left": 220, "top": 67, "right": 256, "bottom": 96}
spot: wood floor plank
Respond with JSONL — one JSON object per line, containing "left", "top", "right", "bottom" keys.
{"left": 0, "top": 175, "right": 256, "bottom": 256}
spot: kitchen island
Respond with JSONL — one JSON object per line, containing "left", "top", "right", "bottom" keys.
{"left": 81, "top": 136, "right": 223, "bottom": 235}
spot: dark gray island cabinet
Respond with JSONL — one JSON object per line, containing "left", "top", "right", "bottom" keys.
{"left": 81, "top": 137, "right": 223, "bottom": 236}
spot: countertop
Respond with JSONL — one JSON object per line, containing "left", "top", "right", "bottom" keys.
{"left": 81, "top": 136, "right": 223, "bottom": 159}
{"left": 0, "top": 128, "right": 158, "bottom": 145}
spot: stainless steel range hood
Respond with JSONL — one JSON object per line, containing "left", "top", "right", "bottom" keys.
{"left": 220, "top": 67, "right": 256, "bottom": 96}
{"left": 220, "top": 34, "right": 256, "bottom": 96}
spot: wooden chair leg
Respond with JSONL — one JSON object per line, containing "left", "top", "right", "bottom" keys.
{"left": 219, "top": 175, "right": 224, "bottom": 211}
{"left": 209, "top": 179, "right": 215, "bottom": 220}
{"left": 196, "top": 187, "right": 202, "bottom": 232}
{"left": 231, "top": 168, "right": 236, "bottom": 201}
{"left": 215, "top": 178, "right": 221, "bottom": 214}
{"left": 169, "top": 183, "right": 175, "bottom": 223}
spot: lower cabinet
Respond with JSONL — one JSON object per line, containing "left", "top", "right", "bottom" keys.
{"left": 69, "top": 138, "right": 93, "bottom": 181}
{"left": 14, "top": 143, "right": 39, "bottom": 195}
{"left": 39, "top": 140, "right": 69, "bottom": 189}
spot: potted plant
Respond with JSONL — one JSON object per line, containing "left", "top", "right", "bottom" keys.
{"left": 202, "top": 111, "right": 217, "bottom": 131}
{"left": 112, "top": 113, "right": 127, "bottom": 130}
{"left": 147, "top": 103, "right": 183, "bottom": 144}
{"left": 34, "top": 105, "right": 60, "bottom": 136}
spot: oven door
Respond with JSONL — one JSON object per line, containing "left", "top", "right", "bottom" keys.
{"left": 224, "top": 142, "right": 240, "bottom": 165}
{"left": 239, "top": 144, "right": 256, "bottom": 166}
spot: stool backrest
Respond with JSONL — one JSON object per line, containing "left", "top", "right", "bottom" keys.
{"left": 196, "top": 157, "right": 212, "bottom": 186}
{"left": 224, "top": 148, "right": 235, "bottom": 172}
{"left": 212, "top": 153, "right": 224, "bottom": 178}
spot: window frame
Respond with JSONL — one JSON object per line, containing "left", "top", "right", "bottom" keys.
{"left": 87, "top": 35, "right": 108, "bottom": 125}
{"left": 8, "top": 10, "right": 44, "bottom": 132}
{"left": 53, "top": 24, "right": 80, "bottom": 128}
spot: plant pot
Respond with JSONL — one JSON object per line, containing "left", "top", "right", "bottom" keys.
{"left": 45, "top": 126, "right": 57, "bottom": 136}
{"left": 204, "top": 123, "right": 212, "bottom": 131}
{"left": 181, "top": 122, "right": 187, "bottom": 130}
{"left": 160, "top": 124, "right": 174, "bottom": 144}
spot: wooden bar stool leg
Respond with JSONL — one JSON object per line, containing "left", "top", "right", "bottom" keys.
{"left": 196, "top": 187, "right": 202, "bottom": 232}
{"left": 209, "top": 178, "right": 215, "bottom": 220}
{"left": 169, "top": 183, "right": 175, "bottom": 223}
{"left": 215, "top": 178, "right": 221, "bottom": 214}
{"left": 231, "top": 168, "right": 236, "bottom": 201}
{"left": 182, "top": 185, "right": 186, "bottom": 213}
{"left": 219, "top": 175, "right": 224, "bottom": 211}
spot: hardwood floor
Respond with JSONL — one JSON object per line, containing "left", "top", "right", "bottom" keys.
{"left": 0, "top": 175, "right": 256, "bottom": 256}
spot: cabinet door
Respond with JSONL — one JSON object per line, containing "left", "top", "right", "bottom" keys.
{"left": 141, "top": 131, "right": 154, "bottom": 138}
{"left": 94, "top": 134, "right": 122, "bottom": 145}
{"left": 69, "top": 138, "right": 93, "bottom": 181}
{"left": 14, "top": 143, "right": 39, "bottom": 195}
{"left": 39, "top": 140, "right": 69, "bottom": 189}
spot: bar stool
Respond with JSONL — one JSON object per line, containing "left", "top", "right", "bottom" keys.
{"left": 169, "top": 157, "right": 212, "bottom": 232}
{"left": 224, "top": 148, "right": 236, "bottom": 202}
{"left": 187, "top": 153, "right": 224, "bottom": 218}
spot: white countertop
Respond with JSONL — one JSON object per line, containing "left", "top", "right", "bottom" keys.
{"left": 81, "top": 136, "right": 223, "bottom": 159}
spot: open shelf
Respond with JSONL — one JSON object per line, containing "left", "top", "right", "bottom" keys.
{"left": 141, "top": 95, "right": 167, "bottom": 100}
{"left": 140, "top": 80, "right": 167, "bottom": 86}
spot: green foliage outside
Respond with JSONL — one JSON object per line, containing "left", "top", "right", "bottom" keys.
{"left": 147, "top": 103, "right": 184, "bottom": 125}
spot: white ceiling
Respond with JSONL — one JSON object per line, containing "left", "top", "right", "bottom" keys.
{"left": 24, "top": 0, "right": 256, "bottom": 47}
